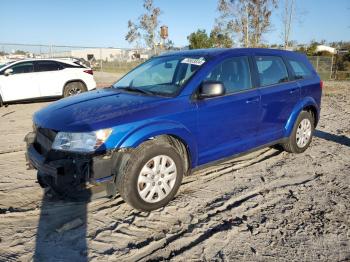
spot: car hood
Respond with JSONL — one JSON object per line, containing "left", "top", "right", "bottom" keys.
{"left": 34, "top": 89, "right": 167, "bottom": 132}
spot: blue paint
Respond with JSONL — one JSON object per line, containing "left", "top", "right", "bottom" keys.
{"left": 95, "top": 175, "right": 114, "bottom": 183}
{"left": 33, "top": 48, "right": 322, "bottom": 169}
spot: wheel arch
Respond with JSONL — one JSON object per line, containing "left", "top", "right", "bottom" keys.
{"left": 156, "top": 134, "right": 192, "bottom": 175}
{"left": 303, "top": 104, "right": 319, "bottom": 127}
{"left": 117, "top": 121, "right": 198, "bottom": 169}
{"left": 284, "top": 96, "right": 319, "bottom": 137}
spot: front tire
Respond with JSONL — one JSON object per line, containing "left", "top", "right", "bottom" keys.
{"left": 283, "top": 111, "right": 314, "bottom": 153}
{"left": 116, "top": 139, "right": 184, "bottom": 211}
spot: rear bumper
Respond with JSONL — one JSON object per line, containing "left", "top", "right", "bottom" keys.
{"left": 25, "top": 132, "right": 117, "bottom": 199}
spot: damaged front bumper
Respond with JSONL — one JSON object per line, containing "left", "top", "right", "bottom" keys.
{"left": 24, "top": 130, "right": 120, "bottom": 200}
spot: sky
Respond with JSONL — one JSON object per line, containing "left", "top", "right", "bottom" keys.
{"left": 0, "top": 0, "right": 349, "bottom": 48}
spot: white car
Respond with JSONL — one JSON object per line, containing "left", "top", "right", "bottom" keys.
{"left": 0, "top": 58, "right": 96, "bottom": 106}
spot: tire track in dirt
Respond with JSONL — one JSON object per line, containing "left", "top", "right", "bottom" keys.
{"left": 120, "top": 173, "right": 320, "bottom": 261}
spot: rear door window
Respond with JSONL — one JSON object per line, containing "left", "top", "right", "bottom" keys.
{"left": 255, "top": 56, "right": 289, "bottom": 87}
{"left": 35, "top": 61, "right": 62, "bottom": 72}
{"left": 288, "top": 59, "right": 313, "bottom": 79}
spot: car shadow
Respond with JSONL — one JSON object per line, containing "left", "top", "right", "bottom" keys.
{"left": 33, "top": 189, "right": 91, "bottom": 261}
{"left": 314, "top": 129, "right": 350, "bottom": 147}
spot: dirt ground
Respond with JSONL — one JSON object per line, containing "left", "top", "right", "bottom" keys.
{"left": 0, "top": 81, "right": 349, "bottom": 261}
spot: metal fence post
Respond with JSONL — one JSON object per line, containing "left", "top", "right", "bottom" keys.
{"left": 316, "top": 56, "right": 319, "bottom": 72}
{"left": 330, "top": 55, "right": 334, "bottom": 80}
{"left": 100, "top": 48, "right": 103, "bottom": 72}
{"left": 50, "top": 45, "right": 53, "bottom": 58}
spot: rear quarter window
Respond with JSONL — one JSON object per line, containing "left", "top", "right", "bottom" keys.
{"left": 288, "top": 58, "right": 313, "bottom": 79}
{"left": 255, "top": 56, "right": 289, "bottom": 87}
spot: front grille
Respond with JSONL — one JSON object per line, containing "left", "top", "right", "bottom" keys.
{"left": 34, "top": 128, "right": 57, "bottom": 155}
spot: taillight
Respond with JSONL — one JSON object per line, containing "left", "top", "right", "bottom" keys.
{"left": 84, "top": 69, "right": 93, "bottom": 75}
{"left": 320, "top": 80, "right": 323, "bottom": 89}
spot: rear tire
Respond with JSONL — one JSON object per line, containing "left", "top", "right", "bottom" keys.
{"left": 63, "top": 81, "right": 87, "bottom": 97}
{"left": 283, "top": 111, "right": 314, "bottom": 153}
{"left": 116, "top": 139, "right": 184, "bottom": 211}
{"left": 0, "top": 95, "right": 3, "bottom": 107}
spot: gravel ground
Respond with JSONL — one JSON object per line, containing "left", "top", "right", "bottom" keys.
{"left": 93, "top": 71, "right": 124, "bottom": 88}
{"left": 0, "top": 81, "right": 349, "bottom": 261}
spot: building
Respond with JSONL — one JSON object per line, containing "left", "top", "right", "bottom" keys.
{"left": 315, "top": 45, "right": 337, "bottom": 54}
{"left": 42, "top": 48, "right": 150, "bottom": 62}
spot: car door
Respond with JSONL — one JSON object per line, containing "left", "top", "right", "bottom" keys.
{"left": 195, "top": 56, "right": 261, "bottom": 165}
{"left": 253, "top": 55, "right": 300, "bottom": 144}
{"left": 35, "top": 60, "right": 64, "bottom": 97}
{"left": 0, "top": 61, "right": 40, "bottom": 101}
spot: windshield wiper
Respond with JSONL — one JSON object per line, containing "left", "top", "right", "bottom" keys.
{"left": 117, "top": 86, "right": 154, "bottom": 95}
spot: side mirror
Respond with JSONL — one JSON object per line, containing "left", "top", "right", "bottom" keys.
{"left": 4, "top": 68, "right": 13, "bottom": 76}
{"left": 198, "top": 81, "right": 225, "bottom": 99}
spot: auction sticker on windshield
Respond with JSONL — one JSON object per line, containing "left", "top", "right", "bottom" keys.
{"left": 181, "top": 57, "right": 205, "bottom": 66}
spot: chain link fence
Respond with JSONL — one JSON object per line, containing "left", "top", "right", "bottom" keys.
{"left": 0, "top": 43, "right": 349, "bottom": 81}
{"left": 307, "top": 56, "right": 333, "bottom": 80}
{"left": 0, "top": 43, "right": 160, "bottom": 74}
{"left": 0, "top": 43, "right": 166, "bottom": 86}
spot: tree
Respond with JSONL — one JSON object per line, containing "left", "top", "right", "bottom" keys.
{"left": 216, "top": 0, "right": 250, "bottom": 47}
{"left": 164, "top": 39, "right": 175, "bottom": 50}
{"left": 14, "top": 50, "right": 27, "bottom": 55}
{"left": 280, "top": 0, "right": 307, "bottom": 49}
{"left": 125, "top": 21, "right": 141, "bottom": 47}
{"left": 125, "top": 0, "right": 161, "bottom": 50}
{"left": 187, "top": 28, "right": 233, "bottom": 49}
{"left": 215, "top": 0, "right": 278, "bottom": 47}
{"left": 249, "top": 0, "right": 278, "bottom": 47}
{"left": 210, "top": 27, "right": 234, "bottom": 48}
{"left": 306, "top": 41, "right": 320, "bottom": 56}
{"left": 281, "top": 0, "right": 295, "bottom": 49}
{"left": 187, "top": 30, "right": 213, "bottom": 49}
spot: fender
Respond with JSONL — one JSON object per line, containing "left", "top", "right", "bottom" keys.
{"left": 284, "top": 96, "right": 319, "bottom": 137}
{"left": 116, "top": 120, "right": 198, "bottom": 167}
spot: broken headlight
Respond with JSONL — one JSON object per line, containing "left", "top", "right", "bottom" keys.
{"left": 52, "top": 128, "right": 112, "bottom": 153}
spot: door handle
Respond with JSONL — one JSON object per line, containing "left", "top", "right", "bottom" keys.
{"left": 246, "top": 97, "right": 260, "bottom": 104}
{"left": 289, "top": 88, "right": 298, "bottom": 94}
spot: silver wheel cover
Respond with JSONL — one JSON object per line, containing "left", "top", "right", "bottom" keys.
{"left": 137, "top": 155, "right": 177, "bottom": 203}
{"left": 296, "top": 118, "right": 312, "bottom": 148}
{"left": 68, "top": 86, "right": 82, "bottom": 96}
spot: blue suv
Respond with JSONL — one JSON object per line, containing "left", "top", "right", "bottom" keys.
{"left": 25, "top": 48, "right": 322, "bottom": 211}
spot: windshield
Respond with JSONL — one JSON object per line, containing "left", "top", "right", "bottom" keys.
{"left": 0, "top": 61, "right": 15, "bottom": 71}
{"left": 113, "top": 55, "right": 206, "bottom": 96}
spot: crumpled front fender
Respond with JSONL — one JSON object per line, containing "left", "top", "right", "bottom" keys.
{"left": 116, "top": 120, "right": 198, "bottom": 167}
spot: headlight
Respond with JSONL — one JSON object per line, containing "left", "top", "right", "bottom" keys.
{"left": 52, "top": 128, "right": 112, "bottom": 152}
